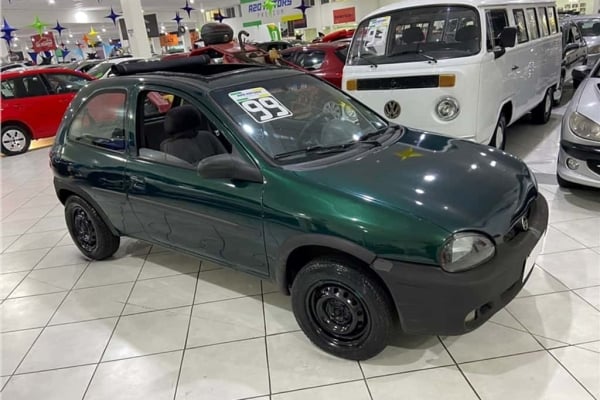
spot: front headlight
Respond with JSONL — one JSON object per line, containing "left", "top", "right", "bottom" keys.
{"left": 440, "top": 232, "right": 495, "bottom": 272}
{"left": 569, "top": 112, "right": 600, "bottom": 142}
{"left": 436, "top": 97, "right": 460, "bottom": 121}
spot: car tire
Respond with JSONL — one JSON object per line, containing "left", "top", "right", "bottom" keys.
{"left": 291, "top": 256, "right": 395, "bottom": 361}
{"left": 65, "top": 196, "right": 120, "bottom": 260}
{"left": 1, "top": 124, "right": 31, "bottom": 156}
{"left": 531, "top": 88, "right": 552, "bottom": 124}
{"left": 553, "top": 73, "right": 565, "bottom": 106}
{"left": 489, "top": 114, "right": 507, "bottom": 150}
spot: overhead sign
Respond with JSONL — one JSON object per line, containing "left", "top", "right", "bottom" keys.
{"left": 31, "top": 33, "right": 57, "bottom": 52}
{"left": 333, "top": 7, "right": 356, "bottom": 24}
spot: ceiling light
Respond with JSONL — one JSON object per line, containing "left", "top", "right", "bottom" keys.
{"left": 200, "top": 8, "right": 205, "bottom": 12}
{"left": 75, "top": 11, "right": 88, "bottom": 23}
{"left": 190, "top": 0, "right": 194, "bottom": 3}
{"left": 49, "top": 0, "right": 55, "bottom": 4}
{"left": 102, "top": 28, "right": 106, "bottom": 32}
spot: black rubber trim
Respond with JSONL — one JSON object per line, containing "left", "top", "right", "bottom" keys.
{"left": 561, "top": 140, "right": 600, "bottom": 162}
{"left": 356, "top": 75, "right": 439, "bottom": 90}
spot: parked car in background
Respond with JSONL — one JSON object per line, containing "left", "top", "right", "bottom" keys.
{"left": 555, "top": 18, "right": 588, "bottom": 103}
{"left": 0, "top": 62, "right": 30, "bottom": 72}
{"left": 557, "top": 59, "right": 600, "bottom": 188}
{"left": 571, "top": 15, "right": 600, "bottom": 67}
{"left": 256, "top": 41, "right": 296, "bottom": 52}
{"left": 314, "top": 29, "right": 356, "bottom": 43}
{"left": 66, "top": 59, "right": 103, "bottom": 74}
{"left": 87, "top": 57, "right": 145, "bottom": 79}
{"left": 1, "top": 68, "right": 93, "bottom": 155}
{"left": 50, "top": 58, "right": 547, "bottom": 360}
{"left": 281, "top": 42, "right": 349, "bottom": 88}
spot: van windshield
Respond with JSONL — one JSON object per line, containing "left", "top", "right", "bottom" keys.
{"left": 575, "top": 18, "right": 600, "bottom": 37}
{"left": 348, "top": 5, "right": 481, "bottom": 66}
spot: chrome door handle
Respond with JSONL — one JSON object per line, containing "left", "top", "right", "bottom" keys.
{"left": 130, "top": 176, "right": 146, "bottom": 191}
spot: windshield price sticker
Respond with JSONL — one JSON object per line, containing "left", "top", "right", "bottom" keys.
{"left": 229, "top": 87, "right": 293, "bottom": 123}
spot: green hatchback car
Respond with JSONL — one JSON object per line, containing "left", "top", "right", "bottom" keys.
{"left": 51, "top": 58, "right": 548, "bottom": 360}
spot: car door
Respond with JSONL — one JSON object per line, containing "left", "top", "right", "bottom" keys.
{"left": 41, "top": 72, "right": 92, "bottom": 137}
{"left": 4, "top": 74, "right": 55, "bottom": 139}
{"left": 125, "top": 86, "right": 268, "bottom": 275}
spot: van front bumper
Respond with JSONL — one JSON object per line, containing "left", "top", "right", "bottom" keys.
{"left": 372, "top": 194, "right": 548, "bottom": 335}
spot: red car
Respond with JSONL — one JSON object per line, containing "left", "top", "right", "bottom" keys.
{"left": 281, "top": 42, "right": 349, "bottom": 88}
{"left": 1, "top": 68, "right": 93, "bottom": 155}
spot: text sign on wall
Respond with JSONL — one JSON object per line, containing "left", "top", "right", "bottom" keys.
{"left": 333, "top": 7, "right": 356, "bottom": 24}
{"left": 31, "top": 33, "right": 57, "bottom": 52}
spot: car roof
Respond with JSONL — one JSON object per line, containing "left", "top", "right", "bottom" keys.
{"left": 0, "top": 67, "right": 87, "bottom": 78}
{"left": 282, "top": 42, "right": 348, "bottom": 52}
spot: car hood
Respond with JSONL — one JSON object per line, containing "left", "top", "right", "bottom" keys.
{"left": 576, "top": 77, "right": 600, "bottom": 124}
{"left": 294, "top": 129, "right": 537, "bottom": 237}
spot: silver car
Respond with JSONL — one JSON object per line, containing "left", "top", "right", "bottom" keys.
{"left": 558, "top": 59, "right": 600, "bottom": 188}
{"left": 571, "top": 15, "right": 600, "bottom": 67}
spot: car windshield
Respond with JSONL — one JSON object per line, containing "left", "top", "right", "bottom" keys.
{"left": 348, "top": 5, "right": 481, "bottom": 66}
{"left": 576, "top": 18, "right": 600, "bottom": 37}
{"left": 211, "top": 74, "right": 389, "bottom": 164}
{"left": 87, "top": 62, "right": 114, "bottom": 78}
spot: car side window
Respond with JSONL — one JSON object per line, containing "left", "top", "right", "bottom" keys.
{"left": 572, "top": 26, "right": 581, "bottom": 42}
{"left": 44, "top": 73, "right": 89, "bottom": 94}
{"left": 537, "top": 8, "right": 549, "bottom": 37}
{"left": 297, "top": 51, "right": 326, "bottom": 70}
{"left": 1, "top": 79, "right": 15, "bottom": 99}
{"left": 68, "top": 91, "right": 127, "bottom": 152}
{"left": 513, "top": 9, "right": 529, "bottom": 43}
{"left": 4, "top": 75, "right": 49, "bottom": 98}
{"left": 547, "top": 7, "right": 558, "bottom": 34}
{"left": 485, "top": 9, "right": 508, "bottom": 50}
{"left": 525, "top": 8, "right": 540, "bottom": 40}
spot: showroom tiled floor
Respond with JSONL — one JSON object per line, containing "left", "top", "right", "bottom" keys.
{"left": 1, "top": 94, "right": 599, "bottom": 400}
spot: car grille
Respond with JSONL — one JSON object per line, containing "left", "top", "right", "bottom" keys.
{"left": 587, "top": 160, "right": 600, "bottom": 176}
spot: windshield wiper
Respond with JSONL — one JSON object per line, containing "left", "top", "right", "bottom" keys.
{"left": 351, "top": 53, "right": 378, "bottom": 68}
{"left": 274, "top": 137, "right": 384, "bottom": 161}
{"left": 389, "top": 49, "right": 437, "bottom": 63}
{"left": 359, "top": 125, "right": 397, "bottom": 143}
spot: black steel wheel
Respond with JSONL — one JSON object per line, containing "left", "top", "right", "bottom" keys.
{"left": 292, "top": 256, "right": 395, "bottom": 360}
{"left": 65, "top": 196, "right": 120, "bottom": 260}
{"left": 531, "top": 88, "right": 552, "bottom": 124}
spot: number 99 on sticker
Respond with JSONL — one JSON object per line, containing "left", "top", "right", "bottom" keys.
{"left": 229, "top": 88, "right": 293, "bottom": 123}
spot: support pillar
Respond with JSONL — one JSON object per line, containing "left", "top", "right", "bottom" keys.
{"left": 120, "top": 0, "right": 152, "bottom": 58}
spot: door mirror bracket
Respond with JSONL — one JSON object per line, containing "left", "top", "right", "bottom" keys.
{"left": 197, "top": 154, "right": 263, "bottom": 183}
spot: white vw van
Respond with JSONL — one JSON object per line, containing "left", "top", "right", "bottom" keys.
{"left": 343, "top": 0, "right": 562, "bottom": 149}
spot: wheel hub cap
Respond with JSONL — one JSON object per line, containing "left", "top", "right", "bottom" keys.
{"left": 2, "top": 129, "right": 26, "bottom": 152}
{"left": 73, "top": 207, "right": 97, "bottom": 252}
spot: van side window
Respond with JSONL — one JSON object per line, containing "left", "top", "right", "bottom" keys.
{"left": 485, "top": 9, "right": 508, "bottom": 50}
{"left": 537, "top": 8, "right": 549, "bottom": 37}
{"left": 513, "top": 10, "right": 529, "bottom": 43}
{"left": 525, "top": 8, "right": 540, "bottom": 40}
{"left": 546, "top": 7, "right": 558, "bottom": 33}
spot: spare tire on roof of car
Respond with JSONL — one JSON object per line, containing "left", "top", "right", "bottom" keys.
{"left": 201, "top": 23, "right": 234, "bottom": 45}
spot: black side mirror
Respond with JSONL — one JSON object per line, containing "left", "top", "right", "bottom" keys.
{"left": 197, "top": 154, "right": 263, "bottom": 183}
{"left": 499, "top": 27, "right": 517, "bottom": 48}
{"left": 572, "top": 65, "right": 592, "bottom": 83}
{"left": 564, "top": 43, "right": 580, "bottom": 53}
{"left": 493, "top": 46, "right": 506, "bottom": 59}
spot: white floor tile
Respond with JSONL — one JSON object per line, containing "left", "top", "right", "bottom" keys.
{"left": 187, "top": 296, "right": 264, "bottom": 347}
{"left": 462, "top": 351, "right": 593, "bottom": 400}
{"left": 0, "top": 292, "right": 66, "bottom": 332}
{"left": 74, "top": 256, "right": 145, "bottom": 289}
{"left": 368, "top": 366, "right": 478, "bottom": 400}
{"left": 261, "top": 279, "right": 279, "bottom": 294}
{"left": 45, "top": 204, "right": 66, "bottom": 218}
{"left": 21, "top": 195, "right": 60, "bottom": 209}
{"left": 576, "top": 341, "right": 600, "bottom": 352}
{"left": 0, "top": 219, "right": 39, "bottom": 237}
{"left": 267, "top": 331, "right": 363, "bottom": 393}
{"left": 489, "top": 309, "right": 523, "bottom": 330}
{"left": 263, "top": 292, "right": 299, "bottom": 335}
{"left": 574, "top": 286, "right": 600, "bottom": 310}
{"left": 17, "top": 318, "right": 117, "bottom": 373}
{"left": 86, "top": 351, "right": 182, "bottom": 400}
{"left": 517, "top": 266, "right": 569, "bottom": 298}
{"left": 361, "top": 336, "right": 453, "bottom": 378}
{"left": 50, "top": 282, "right": 134, "bottom": 325}
{"left": 0, "top": 235, "right": 19, "bottom": 252}
{"left": 272, "top": 381, "right": 371, "bottom": 400}
{"left": 539, "top": 226, "right": 587, "bottom": 255}
{"left": 1, "top": 365, "right": 96, "bottom": 400}
{"left": 199, "top": 258, "right": 224, "bottom": 272}
{"left": 176, "top": 338, "right": 269, "bottom": 400}
{"left": 1, "top": 328, "right": 41, "bottom": 375}
{"left": 35, "top": 245, "right": 89, "bottom": 269}
{"left": 536, "top": 249, "right": 600, "bottom": 289}
{"left": 0, "top": 271, "right": 27, "bottom": 299}
{"left": 0, "top": 249, "right": 48, "bottom": 274}
{"left": 9, "top": 264, "right": 86, "bottom": 298}
{"left": 508, "top": 292, "right": 600, "bottom": 345}
{"left": 551, "top": 346, "right": 600, "bottom": 398}
{"left": 194, "top": 268, "right": 261, "bottom": 304}
{"left": 103, "top": 307, "right": 191, "bottom": 361}
{"left": 552, "top": 217, "right": 600, "bottom": 248}
{"left": 4, "top": 230, "right": 66, "bottom": 253}
{"left": 26, "top": 215, "right": 67, "bottom": 234}
{"left": 1, "top": 375, "right": 9, "bottom": 390}
{"left": 112, "top": 239, "right": 152, "bottom": 258}
{"left": 2, "top": 204, "right": 56, "bottom": 222}
{"left": 138, "top": 252, "right": 201, "bottom": 280}
{"left": 123, "top": 274, "right": 196, "bottom": 314}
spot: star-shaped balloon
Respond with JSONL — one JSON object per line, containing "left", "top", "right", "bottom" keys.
{"left": 82, "top": 34, "right": 90, "bottom": 46}
{"left": 28, "top": 52, "right": 39, "bottom": 64}
{"left": 53, "top": 20, "right": 66, "bottom": 36}
{"left": 1, "top": 32, "right": 15, "bottom": 47}
{"left": 213, "top": 10, "right": 228, "bottom": 23}
{"left": 30, "top": 16, "right": 47, "bottom": 35}
{"left": 294, "top": 0, "right": 311, "bottom": 19}
{"left": 173, "top": 12, "right": 183, "bottom": 26}
{"left": 105, "top": 7, "right": 121, "bottom": 26}
{"left": 1, "top": 18, "right": 18, "bottom": 37}
{"left": 264, "top": 0, "right": 276, "bottom": 15}
{"left": 88, "top": 26, "right": 98, "bottom": 38}
{"left": 181, "top": 0, "right": 195, "bottom": 18}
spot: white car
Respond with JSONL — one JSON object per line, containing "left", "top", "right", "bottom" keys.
{"left": 557, "top": 60, "right": 600, "bottom": 189}
{"left": 87, "top": 57, "right": 145, "bottom": 79}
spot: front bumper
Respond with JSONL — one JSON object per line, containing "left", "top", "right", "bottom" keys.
{"left": 372, "top": 194, "right": 549, "bottom": 335}
{"left": 557, "top": 140, "right": 600, "bottom": 189}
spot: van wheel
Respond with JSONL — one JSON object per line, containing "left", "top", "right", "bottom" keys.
{"left": 1, "top": 125, "right": 31, "bottom": 156}
{"left": 531, "top": 88, "right": 552, "bottom": 124}
{"left": 65, "top": 196, "right": 120, "bottom": 260}
{"left": 490, "top": 114, "right": 507, "bottom": 150}
{"left": 553, "top": 74, "right": 565, "bottom": 106}
{"left": 291, "top": 256, "right": 394, "bottom": 361}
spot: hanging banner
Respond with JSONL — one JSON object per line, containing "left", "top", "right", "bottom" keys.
{"left": 333, "top": 7, "right": 356, "bottom": 24}
{"left": 159, "top": 33, "right": 179, "bottom": 47}
{"left": 31, "top": 33, "right": 57, "bottom": 52}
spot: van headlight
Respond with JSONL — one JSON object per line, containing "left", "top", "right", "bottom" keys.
{"left": 440, "top": 232, "right": 495, "bottom": 272}
{"left": 436, "top": 97, "right": 460, "bottom": 121}
{"left": 569, "top": 112, "right": 600, "bottom": 142}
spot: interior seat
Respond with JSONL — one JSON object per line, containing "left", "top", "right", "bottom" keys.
{"left": 455, "top": 26, "right": 480, "bottom": 52}
{"left": 402, "top": 27, "right": 425, "bottom": 44}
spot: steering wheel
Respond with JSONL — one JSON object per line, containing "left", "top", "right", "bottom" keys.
{"left": 322, "top": 101, "right": 343, "bottom": 119}
{"left": 297, "top": 112, "right": 331, "bottom": 147}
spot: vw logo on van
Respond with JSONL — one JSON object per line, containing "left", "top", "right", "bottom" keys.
{"left": 384, "top": 100, "right": 401, "bottom": 119}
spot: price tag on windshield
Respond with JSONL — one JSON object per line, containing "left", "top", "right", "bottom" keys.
{"left": 229, "top": 87, "right": 293, "bottom": 123}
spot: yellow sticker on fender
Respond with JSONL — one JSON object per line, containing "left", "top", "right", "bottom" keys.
{"left": 229, "top": 87, "right": 293, "bottom": 123}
